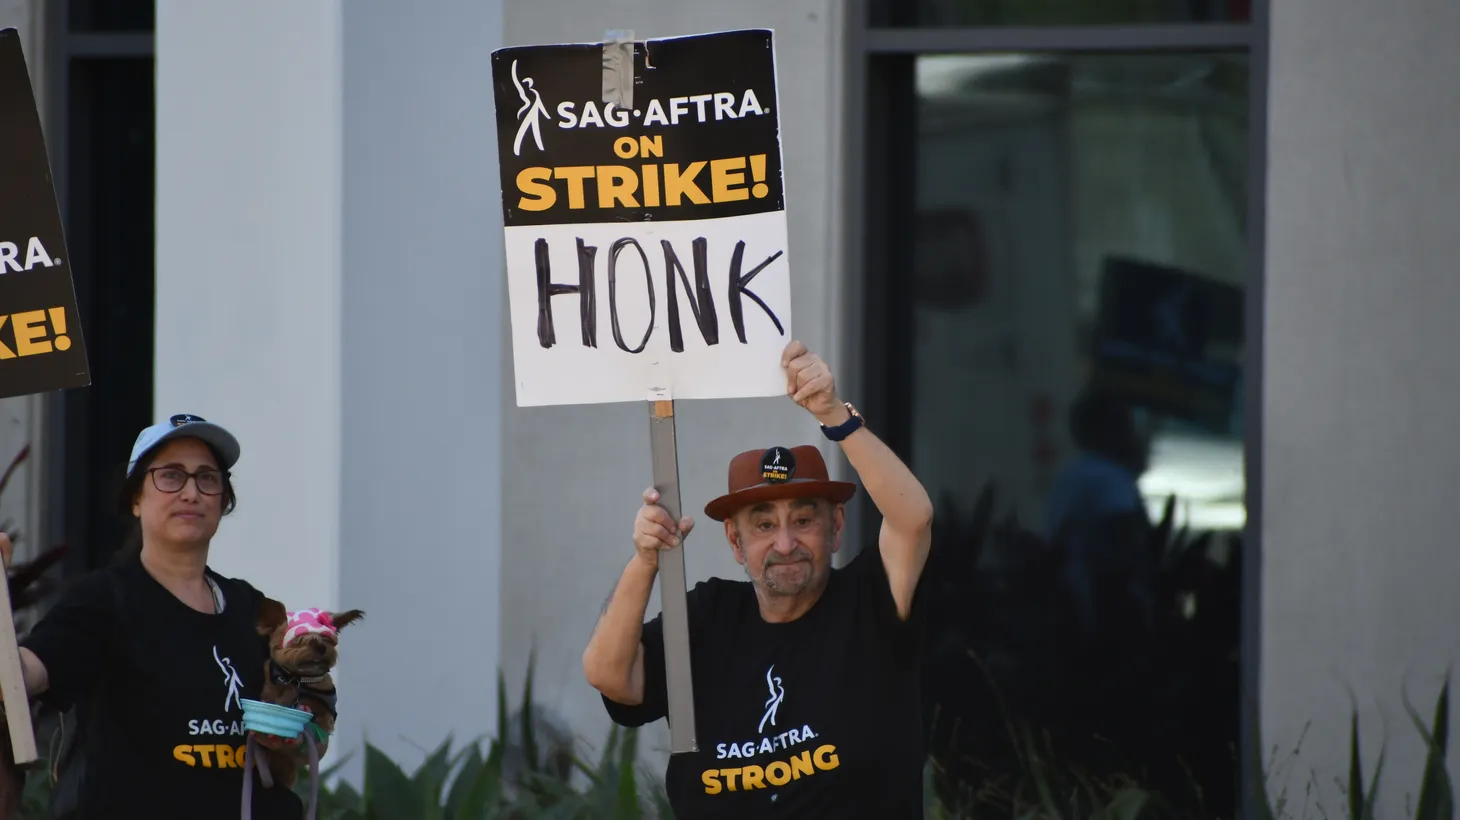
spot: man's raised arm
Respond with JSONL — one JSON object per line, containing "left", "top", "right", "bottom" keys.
{"left": 782, "top": 341, "right": 935, "bottom": 620}
{"left": 581, "top": 488, "right": 694, "bottom": 706}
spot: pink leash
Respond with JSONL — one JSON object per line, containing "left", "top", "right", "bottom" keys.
{"left": 306, "top": 732, "right": 321, "bottom": 819}
{"left": 241, "top": 732, "right": 321, "bottom": 820}
{"left": 241, "top": 733, "right": 257, "bottom": 818}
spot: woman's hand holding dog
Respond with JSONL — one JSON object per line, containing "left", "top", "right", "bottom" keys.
{"left": 633, "top": 488, "right": 694, "bottom": 571}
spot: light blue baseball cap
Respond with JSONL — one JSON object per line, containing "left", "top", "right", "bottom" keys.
{"left": 127, "top": 413, "right": 242, "bottom": 477}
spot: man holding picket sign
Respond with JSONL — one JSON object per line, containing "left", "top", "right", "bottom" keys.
{"left": 582, "top": 340, "right": 935, "bottom": 818}
{"left": 490, "top": 25, "right": 934, "bottom": 817}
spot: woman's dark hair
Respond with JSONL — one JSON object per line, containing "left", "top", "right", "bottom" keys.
{"left": 111, "top": 439, "right": 239, "bottom": 562}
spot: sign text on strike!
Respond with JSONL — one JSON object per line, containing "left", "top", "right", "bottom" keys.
{"left": 517, "top": 138, "right": 771, "bottom": 212}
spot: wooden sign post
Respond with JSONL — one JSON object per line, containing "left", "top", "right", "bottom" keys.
{"left": 0, "top": 27, "right": 94, "bottom": 766}
{"left": 0, "top": 568, "right": 33, "bottom": 764}
{"left": 647, "top": 399, "right": 697, "bottom": 752}
{"left": 491, "top": 29, "right": 791, "bottom": 755}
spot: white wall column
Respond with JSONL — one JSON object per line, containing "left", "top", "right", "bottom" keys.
{"left": 1262, "top": 0, "right": 1460, "bottom": 812}
{"left": 336, "top": 1, "right": 505, "bottom": 773}
{"left": 156, "top": 0, "right": 504, "bottom": 778}
{"left": 155, "top": 0, "right": 345, "bottom": 616}
{"left": 0, "top": 0, "right": 43, "bottom": 107}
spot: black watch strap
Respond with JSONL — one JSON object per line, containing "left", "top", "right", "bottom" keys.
{"left": 820, "top": 403, "right": 865, "bottom": 442}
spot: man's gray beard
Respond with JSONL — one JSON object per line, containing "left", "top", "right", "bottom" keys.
{"left": 749, "top": 551, "right": 814, "bottom": 595}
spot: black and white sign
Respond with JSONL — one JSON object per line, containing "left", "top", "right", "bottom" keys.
{"left": 0, "top": 29, "right": 89, "bottom": 401}
{"left": 492, "top": 29, "right": 792, "bottom": 407}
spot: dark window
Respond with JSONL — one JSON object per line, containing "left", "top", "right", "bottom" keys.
{"left": 875, "top": 0, "right": 1252, "bottom": 27}
{"left": 54, "top": 15, "right": 156, "bottom": 573}
{"left": 867, "top": 49, "right": 1250, "bottom": 817}
{"left": 67, "top": 0, "right": 155, "bottom": 32}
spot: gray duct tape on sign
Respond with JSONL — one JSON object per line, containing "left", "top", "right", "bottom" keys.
{"left": 602, "top": 29, "right": 634, "bottom": 109}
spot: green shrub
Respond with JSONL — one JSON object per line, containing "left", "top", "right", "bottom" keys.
{"left": 1254, "top": 672, "right": 1451, "bottom": 820}
{"left": 302, "top": 664, "right": 671, "bottom": 819}
{"left": 917, "top": 674, "right": 1453, "bottom": 820}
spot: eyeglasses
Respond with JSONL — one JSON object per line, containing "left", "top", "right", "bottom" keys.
{"left": 147, "top": 467, "right": 227, "bottom": 496}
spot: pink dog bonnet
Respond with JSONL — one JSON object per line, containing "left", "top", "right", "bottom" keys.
{"left": 282, "top": 608, "right": 338, "bottom": 647}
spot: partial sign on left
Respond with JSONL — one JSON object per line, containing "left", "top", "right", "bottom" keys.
{"left": 0, "top": 29, "right": 90, "bottom": 401}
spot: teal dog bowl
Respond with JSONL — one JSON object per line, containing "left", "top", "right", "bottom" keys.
{"left": 240, "top": 699, "right": 315, "bottom": 739}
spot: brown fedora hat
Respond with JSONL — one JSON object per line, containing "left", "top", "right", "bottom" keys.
{"left": 703, "top": 445, "right": 858, "bottom": 522}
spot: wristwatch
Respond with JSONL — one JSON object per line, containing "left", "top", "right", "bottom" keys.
{"left": 820, "top": 402, "right": 865, "bottom": 442}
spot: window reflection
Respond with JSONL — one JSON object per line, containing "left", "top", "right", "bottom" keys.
{"left": 889, "top": 0, "right": 1251, "bottom": 26}
{"left": 908, "top": 52, "right": 1247, "bottom": 817}
{"left": 68, "top": 0, "right": 155, "bottom": 31}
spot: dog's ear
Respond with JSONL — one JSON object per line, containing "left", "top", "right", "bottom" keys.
{"left": 256, "top": 597, "right": 288, "bottom": 637}
{"left": 331, "top": 609, "right": 365, "bottom": 630}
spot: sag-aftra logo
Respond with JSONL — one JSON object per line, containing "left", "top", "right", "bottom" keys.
{"left": 508, "top": 57, "right": 771, "bottom": 158}
{"left": 701, "top": 665, "right": 841, "bottom": 796}
{"left": 170, "top": 646, "right": 251, "bottom": 771}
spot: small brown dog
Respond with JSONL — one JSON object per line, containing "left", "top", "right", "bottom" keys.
{"left": 253, "top": 599, "right": 364, "bottom": 788}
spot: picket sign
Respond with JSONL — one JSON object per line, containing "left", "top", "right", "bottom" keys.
{"left": 490, "top": 28, "right": 792, "bottom": 754}
{"left": 0, "top": 27, "right": 93, "bottom": 765}
{"left": 0, "top": 31, "right": 90, "bottom": 404}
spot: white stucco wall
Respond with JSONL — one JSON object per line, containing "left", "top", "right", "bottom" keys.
{"left": 499, "top": 1, "right": 847, "bottom": 773}
{"left": 155, "top": 0, "right": 505, "bottom": 781}
{"left": 155, "top": 0, "right": 345, "bottom": 617}
{"left": 0, "top": 0, "right": 41, "bottom": 108}
{"left": 1262, "top": 0, "right": 1460, "bottom": 814}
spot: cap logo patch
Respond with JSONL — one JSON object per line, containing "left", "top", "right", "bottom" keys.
{"left": 170, "top": 414, "right": 206, "bottom": 427}
{"left": 760, "top": 447, "right": 795, "bottom": 484}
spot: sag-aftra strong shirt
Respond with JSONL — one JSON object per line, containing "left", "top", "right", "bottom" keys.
{"left": 21, "top": 557, "right": 305, "bottom": 819}
{"left": 604, "top": 547, "right": 928, "bottom": 819}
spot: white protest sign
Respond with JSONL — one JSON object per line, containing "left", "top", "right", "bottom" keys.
{"left": 491, "top": 29, "right": 792, "bottom": 407}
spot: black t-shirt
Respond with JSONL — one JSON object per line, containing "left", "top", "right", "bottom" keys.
{"left": 20, "top": 556, "right": 305, "bottom": 819}
{"left": 604, "top": 546, "right": 927, "bottom": 819}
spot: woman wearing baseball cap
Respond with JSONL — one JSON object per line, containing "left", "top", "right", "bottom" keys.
{"left": 0, "top": 414, "right": 315, "bottom": 819}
